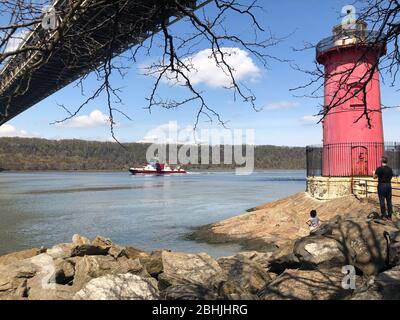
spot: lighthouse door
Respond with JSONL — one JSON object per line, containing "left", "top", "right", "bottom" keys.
{"left": 351, "top": 146, "right": 368, "bottom": 176}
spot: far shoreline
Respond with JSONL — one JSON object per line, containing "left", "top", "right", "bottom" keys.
{"left": 0, "top": 168, "right": 307, "bottom": 173}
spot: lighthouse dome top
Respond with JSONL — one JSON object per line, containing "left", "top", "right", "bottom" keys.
{"left": 316, "top": 18, "right": 386, "bottom": 63}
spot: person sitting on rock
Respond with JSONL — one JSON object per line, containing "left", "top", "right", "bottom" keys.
{"left": 306, "top": 209, "right": 320, "bottom": 232}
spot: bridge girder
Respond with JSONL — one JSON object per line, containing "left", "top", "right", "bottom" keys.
{"left": 0, "top": 0, "right": 209, "bottom": 125}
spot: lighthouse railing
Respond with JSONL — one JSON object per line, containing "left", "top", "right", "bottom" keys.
{"left": 316, "top": 30, "right": 385, "bottom": 58}
{"left": 306, "top": 142, "right": 400, "bottom": 178}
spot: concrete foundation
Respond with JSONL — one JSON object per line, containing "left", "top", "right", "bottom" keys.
{"left": 307, "top": 176, "right": 400, "bottom": 200}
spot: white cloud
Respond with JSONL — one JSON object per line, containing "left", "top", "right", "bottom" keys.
{"left": 264, "top": 101, "right": 300, "bottom": 111}
{"left": 0, "top": 124, "right": 33, "bottom": 137}
{"left": 145, "top": 47, "right": 261, "bottom": 88}
{"left": 301, "top": 115, "right": 321, "bottom": 124}
{"left": 56, "top": 110, "right": 110, "bottom": 128}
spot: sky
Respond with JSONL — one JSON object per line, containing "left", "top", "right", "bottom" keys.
{"left": 0, "top": 0, "right": 399, "bottom": 146}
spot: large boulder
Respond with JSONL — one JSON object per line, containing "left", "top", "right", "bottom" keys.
{"left": 24, "top": 253, "right": 65, "bottom": 299}
{"left": 293, "top": 216, "right": 399, "bottom": 276}
{"left": 259, "top": 268, "right": 359, "bottom": 300}
{"left": 26, "top": 280, "right": 75, "bottom": 300}
{"left": 124, "top": 246, "right": 150, "bottom": 260}
{"left": 46, "top": 243, "right": 75, "bottom": 260}
{"left": 91, "top": 236, "right": 128, "bottom": 259}
{"left": 0, "top": 261, "right": 37, "bottom": 299}
{"left": 232, "top": 251, "right": 273, "bottom": 269}
{"left": 72, "top": 234, "right": 91, "bottom": 246}
{"left": 0, "top": 252, "right": 62, "bottom": 300}
{"left": 0, "top": 248, "right": 44, "bottom": 267}
{"left": 217, "top": 256, "right": 272, "bottom": 295}
{"left": 91, "top": 235, "right": 113, "bottom": 248}
{"left": 138, "top": 250, "right": 165, "bottom": 278}
{"left": 74, "top": 273, "right": 159, "bottom": 300}
{"left": 72, "top": 255, "right": 147, "bottom": 291}
{"left": 351, "top": 265, "right": 400, "bottom": 300}
{"left": 267, "top": 241, "right": 300, "bottom": 274}
{"left": 71, "top": 244, "right": 109, "bottom": 257}
{"left": 385, "top": 230, "right": 400, "bottom": 267}
{"left": 293, "top": 235, "right": 349, "bottom": 269}
{"left": 69, "top": 234, "right": 114, "bottom": 257}
{"left": 157, "top": 252, "right": 223, "bottom": 290}
{"left": 54, "top": 259, "right": 75, "bottom": 285}
{"left": 326, "top": 217, "right": 398, "bottom": 275}
{"left": 108, "top": 245, "right": 128, "bottom": 259}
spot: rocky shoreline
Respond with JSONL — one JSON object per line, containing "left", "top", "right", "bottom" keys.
{"left": 1, "top": 192, "right": 400, "bottom": 300}
{"left": 187, "top": 192, "right": 387, "bottom": 249}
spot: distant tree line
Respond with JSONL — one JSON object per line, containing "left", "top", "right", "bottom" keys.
{"left": 0, "top": 137, "right": 305, "bottom": 171}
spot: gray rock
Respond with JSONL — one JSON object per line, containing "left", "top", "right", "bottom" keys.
{"left": 91, "top": 236, "right": 113, "bottom": 248}
{"left": 71, "top": 244, "right": 109, "bottom": 257}
{"left": 158, "top": 252, "right": 222, "bottom": 290}
{"left": 54, "top": 259, "right": 75, "bottom": 285}
{"left": 72, "top": 234, "right": 91, "bottom": 246}
{"left": 26, "top": 281, "right": 75, "bottom": 300}
{"left": 0, "top": 248, "right": 44, "bottom": 267}
{"left": 352, "top": 265, "right": 400, "bottom": 300}
{"left": 385, "top": 230, "right": 400, "bottom": 267}
{"left": 0, "top": 252, "right": 73, "bottom": 300}
{"left": 46, "top": 243, "right": 75, "bottom": 259}
{"left": 140, "top": 250, "right": 164, "bottom": 277}
{"left": 74, "top": 273, "right": 159, "bottom": 300}
{"left": 124, "top": 246, "right": 150, "bottom": 260}
{"left": 72, "top": 255, "right": 146, "bottom": 291}
{"left": 108, "top": 245, "right": 128, "bottom": 259}
{"left": 70, "top": 235, "right": 116, "bottom": 257}
{"left": 293, "top": 235, "right": 349, "bottom": 269}
{"left": 25, "top": 253, "right": 59, "bottom": 297}
{"left": 266, "top": 240, "right": 301, "bottom": 274}
{"left": 217, "top": 256, "right": 272, "bottom": 294}
{"left": 267, "top": 254, "right": 300, "bottom": 275}
{"left": 289, "top": 216, "right": 400, "bottom": 276}
{"left": 259, "top": 268, "right": 359, "bottom": 300}
{"left": 329, "top": 218, "right": 398, "bottom": 275}
{"left": 232, "top": 251, "right": 273, "bottom": 269}
{"left": 0, "top": 261, "right": 37, "bottom": 299}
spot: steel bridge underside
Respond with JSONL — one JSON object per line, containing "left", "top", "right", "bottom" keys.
{"left": 0, "top": 0, "right": 203, "bottom": 125}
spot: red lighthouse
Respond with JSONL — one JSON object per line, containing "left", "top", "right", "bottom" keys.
{"left": 316, "top": 18, "right": 386, "bottom": 176}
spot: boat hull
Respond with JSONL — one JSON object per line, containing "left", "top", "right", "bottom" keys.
{"left": 129, "top": 169, "right": 187, "bottom": 175}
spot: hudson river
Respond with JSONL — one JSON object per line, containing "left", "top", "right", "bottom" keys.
{"left": 0, "top": 171, "right": 305, "bottom": 256}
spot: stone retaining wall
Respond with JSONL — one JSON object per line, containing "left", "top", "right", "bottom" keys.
{"left": 307, "top": 176, "right": 400, "bottom": 200}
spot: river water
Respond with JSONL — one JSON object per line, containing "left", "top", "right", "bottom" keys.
{"left": 0, "top": 171, "right": 305, "bottom": 256}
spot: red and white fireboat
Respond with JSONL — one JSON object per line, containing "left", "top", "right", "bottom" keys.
{"left": 129, "top": 160, "right": 187, "bottom": 175}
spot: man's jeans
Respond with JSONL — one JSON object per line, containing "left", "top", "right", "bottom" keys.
{"left": 378, "top": 183, "right": 393, "bottom": 218}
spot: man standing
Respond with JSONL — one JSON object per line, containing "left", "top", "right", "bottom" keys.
{"left": 374, "top": 156, "right": 394, "bottom": 221}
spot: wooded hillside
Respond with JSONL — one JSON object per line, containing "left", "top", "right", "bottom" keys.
{"left": 0, "top": 137, "right": 306, "bottom": 171}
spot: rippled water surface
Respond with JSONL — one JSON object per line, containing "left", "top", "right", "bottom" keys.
{"left": 0, "top": 171, "right": 306, "bottom": 256}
